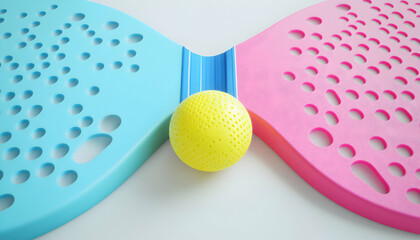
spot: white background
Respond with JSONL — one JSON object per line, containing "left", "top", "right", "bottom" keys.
{"left": 39, "top": 0, "right": 419, "bottom": 239}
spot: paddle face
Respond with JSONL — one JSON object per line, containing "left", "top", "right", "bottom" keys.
{"left": 0, "top": 1, "right": 182, "bottom": 239}
{"left": 236, "top": 0, "right": 420, "bottom": 233}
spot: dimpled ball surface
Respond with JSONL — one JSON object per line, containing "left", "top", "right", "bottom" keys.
{"left": 169, "top": 91, "right": 252, "bottom": 172}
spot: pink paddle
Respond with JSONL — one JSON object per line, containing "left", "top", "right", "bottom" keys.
{"left": 236, "top": 0, "right": 420, "bottom": 234}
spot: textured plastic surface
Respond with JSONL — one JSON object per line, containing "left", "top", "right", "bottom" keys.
{"left": 181, "top": 47, "right": 237, "bottom": 101}
{"left": 2, "top": 0, "right": 419, "bottom": 237}
{"left": 0, "top": 0, "right": 182, "bottom": 239}
{"left": 169, "top": 91, "right": 252, "bottom": 172}
{"left": 236, "top": 0, "right": 420, "bottom": 234}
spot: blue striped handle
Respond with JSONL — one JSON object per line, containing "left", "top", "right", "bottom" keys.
{"left": 180, "top": 47, "right": 237, "bottom": 101}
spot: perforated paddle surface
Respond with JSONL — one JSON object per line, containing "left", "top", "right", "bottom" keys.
{"left": 0, "top": 1, "right": 182, "bottom": 239}
{"left": 237, "top": 0, "right": 420, "bottom": 234}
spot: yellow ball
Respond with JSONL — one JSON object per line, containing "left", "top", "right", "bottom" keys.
{"left": 169, "top": 90, "right": 252, "bottom": 172}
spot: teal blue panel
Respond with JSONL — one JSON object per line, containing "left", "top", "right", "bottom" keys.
{"left": 0, "top": 0, "right": 182, "bottom": 239}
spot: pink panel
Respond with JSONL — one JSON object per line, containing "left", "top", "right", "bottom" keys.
{"left": 236, "top": 0, "right": 420, "bottom": 234}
